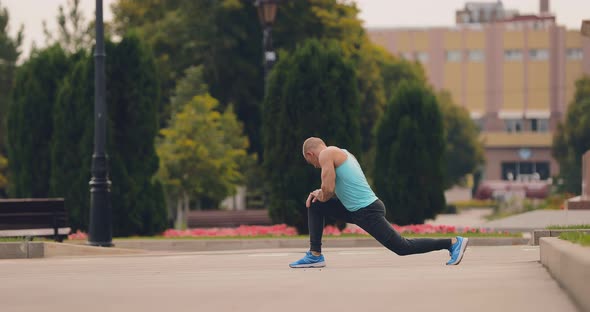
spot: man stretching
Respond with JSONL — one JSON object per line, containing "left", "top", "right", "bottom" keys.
{"left": 289, "top": 137, "right": 468, "bottom": 268}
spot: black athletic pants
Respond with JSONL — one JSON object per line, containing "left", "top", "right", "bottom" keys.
{"left": 308, "top": 198, "right": 452, "bottom": 255}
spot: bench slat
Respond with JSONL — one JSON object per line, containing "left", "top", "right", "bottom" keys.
{"left": 0, "top": 202, "right": 66, "bottom": 213}
{"left": 0, "top": 212, "right": 66, "bottom": 217}
{"left": 0, "top": 228, "right": 71, "bottom": 237}
{"left": 0, "top": 198, "right": 68, "bottom": 240}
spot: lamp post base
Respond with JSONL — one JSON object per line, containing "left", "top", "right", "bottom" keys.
{"left": 87, "top": 241, "right": 115, "bottom": 247}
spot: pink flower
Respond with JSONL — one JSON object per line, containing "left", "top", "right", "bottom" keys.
{"left": 161, "top": 224, "right": 299, "bottom": 238}
{"left": 323, "top": 225, "right": 342, "bottom": 236}
{"left": 67, "top": 230, "right": 88, "bottom": 240}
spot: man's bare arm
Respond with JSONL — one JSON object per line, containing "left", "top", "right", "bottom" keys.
{"left": 317, "top": 149, "right": 336, "bottom": 202}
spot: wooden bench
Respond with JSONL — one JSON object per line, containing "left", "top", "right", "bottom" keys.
{"left": 187, "top": 209, "right": 272, "bottom": 228}
{"left": 0, "top": 198, "right": 71, "bottom": 242}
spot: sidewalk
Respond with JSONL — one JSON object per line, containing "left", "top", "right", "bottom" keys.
{"left": 0, "top": 246, "right": 577, "bottom": 312}
{"left": 426, "top": 208, "right": 492, "bottom": 227}
{"left": 427, "top": 207, "right": 590, "bottom": 232}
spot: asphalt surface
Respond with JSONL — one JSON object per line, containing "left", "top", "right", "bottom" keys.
{"left": 0, "top": 246, "right": 578, "bottom": 312}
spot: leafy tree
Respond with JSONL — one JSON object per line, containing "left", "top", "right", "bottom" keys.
{"left": 42, "top": 0, "right": 93, "bottom": 53}
{"left": 272, "top": 0, "right": 364, "bottom": 55}
{"left": 111, "top": 0, "right": 378, "bottom": 160}
{"left": 374, "top": 80, "right": 446, "bottom": 225}
{"left": 158, "top": 64, "right": 250, "bottom": 227}
{"left": 0, "top": 2, "right": 22, "bottom": 197}
{"left": 7, "top": 45, "right": 71, "bottom": 198}
{"left": 157, "top": 94, "right": 250, "bottom": 228}
{"left": 437, "top": 90, "right": 485, "bottom": 189}
{"left": 169, "top": 66, "right": 209, "bottom": 115}
{"left": 112, "top": 1, "right": 263, "bottom": 151}
{"left": 262, "top": 39, "right": 361, "bottom": 232}
{"left": 552, "top": 76, "right": 590, "bottom": 194}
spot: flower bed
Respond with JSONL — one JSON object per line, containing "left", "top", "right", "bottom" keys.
{"left": 68, "top": 223, "right": 506, "bottom": 240}
{"left": 162, "top": 224, "right": 298, "bottom": 238}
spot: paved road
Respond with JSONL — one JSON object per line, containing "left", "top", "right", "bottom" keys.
{"left": 0, "top": 246, "right": 577, "bottom": 312}
{"left": 484, "top": 210, "right": 590, "bottom": 231}
{"left": 426, "top": 208, "right": 492, "bottom": 227}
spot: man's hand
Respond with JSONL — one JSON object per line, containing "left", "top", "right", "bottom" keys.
{"left": 306, "top": 189, "right": 321, "bottom": 208}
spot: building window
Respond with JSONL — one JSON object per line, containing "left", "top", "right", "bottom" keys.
{"left": 505, "top": 22, "right": 523, "bottom": 31}
{"left": 528, "top": 118, "right": 549, "bottom": 132}
{"left": 504, "top": 118, "right": 524, "bottom": 132}
{"left": 531, "top": 21, "right": 548, "bottom": 30}
{"left": 416, "top": 51, "right": 429, "bottom": 63}
{"left": 529, "top": 49, "right": 549, "bottom": 61}
{"left": 446, "top": 50, "right": 462, "bottom": 62}
{"left": 468, "top": 50, "right": 485, "bottom": 62}
{"left": 566, "top": 48, "right": 583, "bottom": 60}
{"left": 465, "top": 24, "right": 483, "bottom": 30}
{"left": 501, "top": 162, "right": 550, "bottom": 181}
{"left": 504, "top": 49, "right": 523, "bottom": 61}
{"left": 399, "top": 52, "right": 413, "bottom": 60}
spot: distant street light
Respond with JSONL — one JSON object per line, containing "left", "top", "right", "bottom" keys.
{"left": 582, "top": 20, "right": 590, "bottom": 37}
{"left": 255, "top": 0, "right": 279, "bottom": 79}
{"left": 88, "top": 0, "right": 113, "bottom": 247}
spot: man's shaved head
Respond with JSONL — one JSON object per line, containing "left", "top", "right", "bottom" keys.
{"left": 302, "top": 137, "right": 326, "bottom": 155}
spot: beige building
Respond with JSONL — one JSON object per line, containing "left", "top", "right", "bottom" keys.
{"left": 368, "top": 1, "right": 590, "bottom": 195}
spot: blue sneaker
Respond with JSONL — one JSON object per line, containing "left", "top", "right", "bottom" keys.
{"left": 446, "top": 236, "right": 468, "bottom": 265}
{"left": 289, "top": 251, "right": 326, "bottom": 268}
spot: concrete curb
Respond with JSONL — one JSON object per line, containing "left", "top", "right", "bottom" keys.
{"left": 0, "top": 237, "right": 530, "bottom": 259}
{"left": 532, "top": 229, "right": 590, "bottom": 245}
{"left": 0, "top": 242, "right": 145, "bottom": 259}
{"left": 540, "top": 237, "right": 590, "bottom": 312}
{"left": 0, "top": 242, "right": 44, "bottom": 259}
{"left": 43, "top": 242, "right": 145, "bottom": 258}
{"left": 112, "top": 236, "right": 530, "bottom": 252}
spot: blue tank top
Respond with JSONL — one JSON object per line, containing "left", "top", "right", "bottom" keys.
{"left": 334, "top": 149, "right": 378, "bottom": 211}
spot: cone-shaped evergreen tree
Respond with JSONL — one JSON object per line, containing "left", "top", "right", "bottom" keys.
{"left": 50, "top": 51, "right": 94, "bottom": 231}
{"left": 106, "top": 33, "right": 166, "bottom": 236}
{"left": 374, "top": 80, "right": 446, "bottom": 225}
{"left": 49, "top": 34, "right": 166, "bottom": 235}
{"left": 262, "top": 39, "right": 361, "bottom": 233}
{"left": 8, "top": 45, "right": 71, "bottom": 197}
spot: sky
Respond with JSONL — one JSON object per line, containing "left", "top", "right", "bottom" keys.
{"left": 2, "top": 0, "right": 589, "bottom": 61}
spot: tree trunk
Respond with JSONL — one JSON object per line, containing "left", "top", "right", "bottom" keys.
{"left": 183, "top": 191, "right": 190, "bottom": 229}
{"left": 174, "top": 196, "right": 183, "bottom": 230}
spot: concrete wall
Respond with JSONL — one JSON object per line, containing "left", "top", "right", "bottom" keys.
{"left": 540, "top": 237, "right": 590, "bottom": 312}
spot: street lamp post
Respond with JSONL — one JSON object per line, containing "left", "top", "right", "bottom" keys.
{"left": 88, "top": 0, "right": 113, "bottom": 247}
{"left": 255, "top": 0, "right": 279, "bottom": 79}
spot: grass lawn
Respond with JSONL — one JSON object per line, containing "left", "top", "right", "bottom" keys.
{"left": 0, "top": 237, "right": 28, "bottom": 242}
{"left": 559, "top": 231, "right": 590, "bottom": 247}
{"left": 546, "top": 224, "right": 590, "bottom": 230}
{"left": 0, "top": 237, "right": 51, "bottom": 242}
